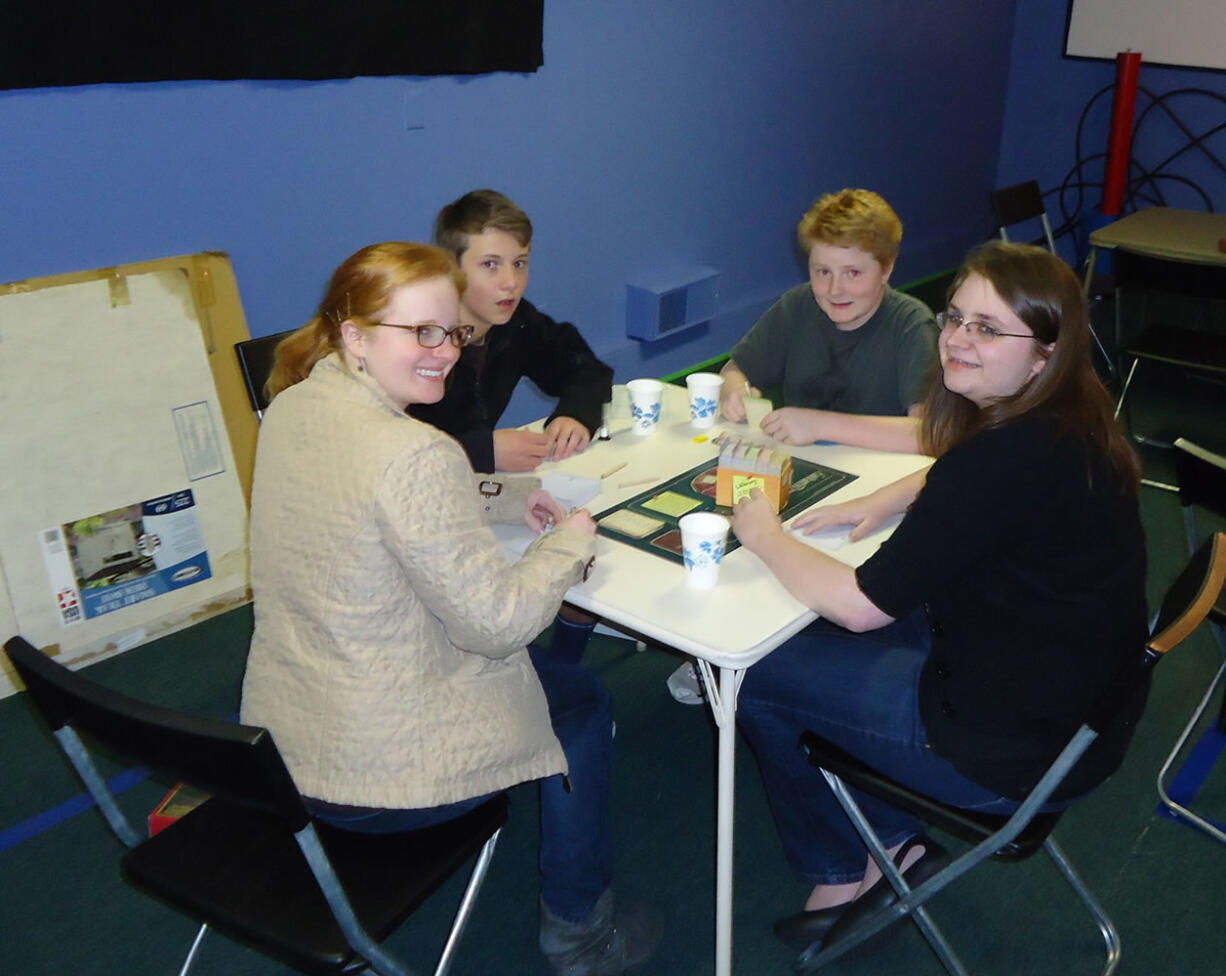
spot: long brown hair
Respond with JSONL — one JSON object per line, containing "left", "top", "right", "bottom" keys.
{"left": 266, "top": 242, "right": 465, "bottom": 399}
{"left": 920, "top": 241, "right": 1140, "bottom": 492}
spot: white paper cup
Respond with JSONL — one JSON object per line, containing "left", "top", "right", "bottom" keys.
{"left": 685, "top": 372, "right": 725, "bottom": 428}
{"left": 626, "top": 378, "right": 664, "bottom": 436}
{"left": 679, "top": 512, "right": 731, "bottom": 589}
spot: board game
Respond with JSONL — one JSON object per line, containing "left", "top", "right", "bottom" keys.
{"left": 593, "top": 455, "right": 857, "bottom": 564}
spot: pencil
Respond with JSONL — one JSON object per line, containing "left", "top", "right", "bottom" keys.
{"left": 618, "top": 475, "right": 658, "bottom": 489}
{"left": 601, "top": 461, "right": 628, "bottom": 479}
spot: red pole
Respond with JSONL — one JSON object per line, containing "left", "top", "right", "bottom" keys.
{"left": 1101, "top": 50, "right": 1141, "bottom": 217}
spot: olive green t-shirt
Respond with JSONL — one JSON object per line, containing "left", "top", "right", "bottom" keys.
{"left": 731, "top": 285, "right": 937, "bottom": 415}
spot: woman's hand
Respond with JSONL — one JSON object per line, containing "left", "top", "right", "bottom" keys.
{"left": 559, "top": 508, "right": 597, "bottom": 536}
{"left": 524, "top": 490, "right": 568, "bottom": 533}
{"left": 792, "top": 496, "right": 887, "bottom": 543}
{"left": 731, "top": 488, "right": 784, "bottom": 553}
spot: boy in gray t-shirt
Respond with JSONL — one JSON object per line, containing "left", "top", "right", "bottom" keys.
{"left": 721, "top": 189, "right": 937, "bottom": 453}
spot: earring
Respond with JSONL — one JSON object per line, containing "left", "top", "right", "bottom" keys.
{"left": 357, "top": 359, "right": 366, "bottom": 373}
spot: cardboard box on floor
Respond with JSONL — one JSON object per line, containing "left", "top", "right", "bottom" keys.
{"left": 0, "top": 253, "right": 259, "bottom": 697}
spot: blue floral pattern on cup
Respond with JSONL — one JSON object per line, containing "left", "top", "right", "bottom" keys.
{"left": 683, "top": 537, "right": 725, "bottom": 572}
{"left": 690, "top": 395, "right": 718, "bottom": 421}
{"left": 632, "top": 401, "right": 661, "bottom": 432}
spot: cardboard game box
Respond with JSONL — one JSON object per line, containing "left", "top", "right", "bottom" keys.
{"left": 715, "top": 434, "right": 793, "bottom": 511}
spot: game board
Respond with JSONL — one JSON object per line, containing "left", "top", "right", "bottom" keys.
{"left": 593, "top": 455, "right": 857, "bottom": 564}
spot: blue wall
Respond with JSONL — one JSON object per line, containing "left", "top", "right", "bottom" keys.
{"left": 998, "top": 0, "right": 1226, "bottom": 268}
{"left": 0, "top": 1, "right": 1018, "bottom": 423}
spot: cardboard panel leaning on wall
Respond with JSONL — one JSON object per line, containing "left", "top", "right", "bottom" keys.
{"left": 0, "top": 253, "right": 258, "bottom": 697}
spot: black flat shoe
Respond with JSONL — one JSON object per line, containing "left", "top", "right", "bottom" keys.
{"left": 772, "top": 902, "right": 849, "bottom": 947}
{"left": 820, "top": 835, "right": 951, "bottom": 950}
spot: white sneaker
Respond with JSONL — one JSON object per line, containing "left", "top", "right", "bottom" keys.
{"left": 666, "top": 660, "right": 707, "bottom": 705}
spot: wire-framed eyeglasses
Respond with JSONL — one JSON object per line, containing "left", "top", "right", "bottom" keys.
{"left": 937, "top": 310, "right": 1036, "bottom": 343}
{"left": 378, "top": 322, "right": 475, "bottom": 348}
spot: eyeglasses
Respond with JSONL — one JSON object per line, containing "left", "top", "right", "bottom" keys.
{"left": 378, "top": 323, "right": 475, "bottom": 348}
{"left": 937, "top": 310, "right": 1035, "bottom": 343}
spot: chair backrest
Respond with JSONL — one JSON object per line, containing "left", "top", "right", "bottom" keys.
{"left": 1082, "top": 531, "right": 1226, "bottom": 737}
{"left": 235, "top": 330, "right": 294, "bottom": 420}
{"left": 1174, "top": 438, "right": 1226, "bottom": 519}
{"left": 3, "top": 635, "right": 311, "bottom": 831}
{"left": 988, "top": 179, "right": 1056, "bottom": 253}
{"left": 1146, "top": 532, "right": 1226, "bottom": 657}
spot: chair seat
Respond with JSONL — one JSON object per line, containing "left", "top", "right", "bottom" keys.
{"left": 123, "top": 792, "right": 509, "bottom": 975}
{"left": 800, "top": 732, "right": 1060, "bottom": 861}
{"left": 1125, "top": 324, "right": 1226, "bottom": 373}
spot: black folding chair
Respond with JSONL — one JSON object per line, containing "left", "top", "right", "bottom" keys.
{"left": 234, "top": 329, "right": 294, "bottom": 421}
{"left": 794, "top": 531, "right": 1226, "bottom": 975}
{"left": 3, "top": 635, "right": 507, "bottom": 976}
{"left": 1156, "top": 440, "right": 1226, "bottom": 843}
{"left": 1110, "top": 250, "right": 1226, "bottom": 454}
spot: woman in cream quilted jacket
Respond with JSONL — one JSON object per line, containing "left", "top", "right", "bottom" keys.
{"left": 240, "top": 242, "right": 659, "bottom": 975}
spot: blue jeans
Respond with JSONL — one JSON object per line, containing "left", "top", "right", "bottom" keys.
{"left": 737, "top": 610, "right": 1032, "bottom": 886}
{"left": 311, "top": 643, "right": 614, "bottom": 922}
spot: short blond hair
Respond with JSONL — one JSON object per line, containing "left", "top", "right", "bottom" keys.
{"left": 797, "top": 189, "right": 902, "bottom": 269}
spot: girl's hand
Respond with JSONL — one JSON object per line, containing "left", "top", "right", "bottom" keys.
{"left": 792, "top": 497, "right": 886, "bottom": 543}
{"left": 731, "top": 488, "right": 783, "bottom": 553}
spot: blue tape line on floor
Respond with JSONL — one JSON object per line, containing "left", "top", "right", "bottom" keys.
{"left": 1155, "top": 723, "right": 1226, "bottom": 832}
{"left": 0, "top": 765, "right": 151, "bottom": 853}
{"left": 0, "top": 713, "right": 239, "bottom": 853}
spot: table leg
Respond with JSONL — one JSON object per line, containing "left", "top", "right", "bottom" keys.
{"left": 696, "top": 660, "right": 745, "bottom": 976}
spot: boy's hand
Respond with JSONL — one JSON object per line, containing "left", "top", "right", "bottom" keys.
{"left": 544, "top": 416, "right": 591, "bottom": 460}
{"left": 720, "top": 382, "right": 761, "bottom": 423}
{"left": 494, "top": 429, "right": 552, "bottom": 472}
{"left": 760, "top": 407, "right": 823, "bottom": 445}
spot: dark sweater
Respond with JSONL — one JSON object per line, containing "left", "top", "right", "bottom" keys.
{"left": 410, "top": 298, "right": 613, "bottom": 473}
{"left": 856, "top": 415, "right": 1148, "bottom": 799}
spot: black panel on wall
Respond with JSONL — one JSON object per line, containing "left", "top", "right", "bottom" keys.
{"left": 0, "top": 1, "right": 544, "bottom": 90}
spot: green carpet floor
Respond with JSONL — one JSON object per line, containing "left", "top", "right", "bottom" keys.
{"left": 2, "top": 477, "right": 1224, "bottom": 974}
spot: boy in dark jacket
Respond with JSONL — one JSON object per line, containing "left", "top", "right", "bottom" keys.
{"left": 411, "top": 189, "right": 613, "bottom": 474}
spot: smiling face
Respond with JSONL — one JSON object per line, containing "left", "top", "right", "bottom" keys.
{"left": 457, "top": 228, "right": 530, "bottom": 337}
{"left": 808, "top": 242, "right": 892, "bottom": 331}
{"left": 939, "top": 272, "right": 1053, "bottom": 408}
{"left": 341, "top": 276, "right": 462, "bottom": 410}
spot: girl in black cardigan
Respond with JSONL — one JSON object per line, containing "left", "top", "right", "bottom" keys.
{"left": 732, "top": 241, "right": 1145, "bottom": 948}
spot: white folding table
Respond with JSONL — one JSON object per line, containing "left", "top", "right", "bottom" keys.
{"left": 497, "top": 384, "right": 931, "bottom": 976}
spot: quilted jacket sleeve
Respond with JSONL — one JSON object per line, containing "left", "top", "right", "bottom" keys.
{"left": 373, "top": 437, "right": 593, "bottom": 657}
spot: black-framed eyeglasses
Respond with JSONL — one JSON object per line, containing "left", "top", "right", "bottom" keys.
{"left": 937, "top": 310, "right": 1035, "bottom": 343}
{"left": 378, "top": 322, "right": 475, "bottom": 348}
